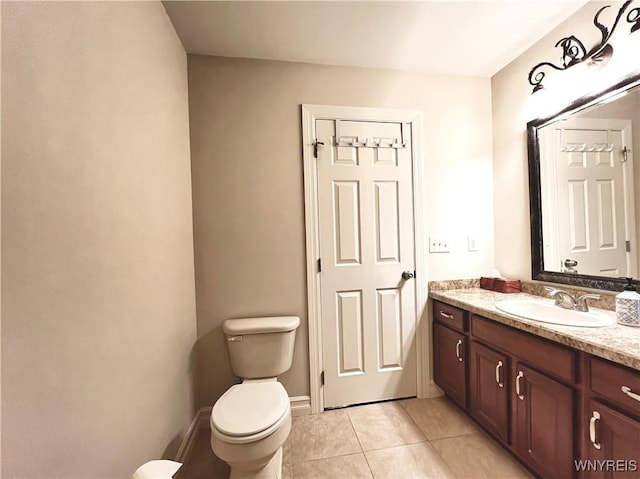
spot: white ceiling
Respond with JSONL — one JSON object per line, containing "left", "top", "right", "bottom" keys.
{"left": 163, "top": 1, "right": 590, "bottom": 78}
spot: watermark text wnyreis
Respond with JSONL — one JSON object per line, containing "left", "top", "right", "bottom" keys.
{"left": 574, "top": 460, "right": 638, "bottom": 472}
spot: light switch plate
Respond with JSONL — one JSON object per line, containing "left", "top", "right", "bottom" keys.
{"left": 429, "top": 236, "right": 450, "bottom": 253}
{"left": 468, "top": 236, "right": 478, "bottom": 252}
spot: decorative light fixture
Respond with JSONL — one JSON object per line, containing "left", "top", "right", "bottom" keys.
{"left": 528, "top": 0, "right": 640, "bottom": 94}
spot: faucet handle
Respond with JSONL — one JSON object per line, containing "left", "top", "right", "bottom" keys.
{"left": 544, "top": 287, "right": 577, "bottom": 309}
{"left": 576, "top": 293, "right": 600, "bottom": 312}
{"left": 577, "top": 293, "right": 600, "bottom": 300}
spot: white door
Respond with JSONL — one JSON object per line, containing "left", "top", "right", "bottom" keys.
{"left": 315, "top": 119, "right": 417, "bottom": 408}
{"left": 543, "top": 118, "right": 636, "bottom": 277}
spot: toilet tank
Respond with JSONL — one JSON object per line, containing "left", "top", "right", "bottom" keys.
{"left": 223, "top": 316, "right": 300, "bottom": 379}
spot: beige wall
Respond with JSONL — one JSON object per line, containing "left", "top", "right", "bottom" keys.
{"left": 492, "top": 1, "right": 640, "bottom": 280}
{"left": 1, "top": 2, "right": 196, "bottom": 477}
{"left": 188, "top": 55, "right": 494, "bottom": 406}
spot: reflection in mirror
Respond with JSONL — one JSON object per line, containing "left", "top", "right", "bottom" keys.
{"left": 528, "top": 73, "right": 640, "bottom": 291}
{"left": 539, "top": 84, "right": 640, "bottom": 277}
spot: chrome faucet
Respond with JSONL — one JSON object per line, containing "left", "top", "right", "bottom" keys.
{"left": 545, "top": 287, "right": 577, "bottom": 309}
{"left": 544, "top": 287, "right": 600, "bottom": 312}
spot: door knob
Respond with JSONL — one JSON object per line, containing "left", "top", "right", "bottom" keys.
{"left": 402, "top": 270, "right": 415, "bottom": 280}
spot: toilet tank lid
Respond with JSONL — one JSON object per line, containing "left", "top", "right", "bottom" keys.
{"left": 223, "top": 316, "right": 300, "bottom": 335}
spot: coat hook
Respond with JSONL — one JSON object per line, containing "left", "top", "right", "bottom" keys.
{"left": 313, "top": 140, "right": 325, "bottom": 158}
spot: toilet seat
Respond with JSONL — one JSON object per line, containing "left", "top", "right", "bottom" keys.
{"left": 211, "top": 382, "right": 290, "bottom": 444}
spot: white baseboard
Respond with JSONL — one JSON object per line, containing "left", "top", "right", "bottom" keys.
{"left": 425, "top": 381, "right": 444, "bottom": 399}
{"left": 175, "top": 407, "right": 211, "bottom": 463}
{"left": 289, "top": 395, "right": 312, "bottom": 416}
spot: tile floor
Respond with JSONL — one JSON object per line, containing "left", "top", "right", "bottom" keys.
{"left": 176, "top": 396, "right": 534, "bottom": 479}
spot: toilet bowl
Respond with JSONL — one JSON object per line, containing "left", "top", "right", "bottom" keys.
{"left": 211, "top": 380, "right": 291, "bottom": 475}
{"left": 210, "top": 316, "right": 299, "bottom": 479}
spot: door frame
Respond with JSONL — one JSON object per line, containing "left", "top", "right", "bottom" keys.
{"left": 301, "top": 104, "right": 428, "bottom": 414}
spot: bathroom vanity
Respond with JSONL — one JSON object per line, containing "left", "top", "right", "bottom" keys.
{"left": 431, "top": 288, "right": 640, "bottom": 479}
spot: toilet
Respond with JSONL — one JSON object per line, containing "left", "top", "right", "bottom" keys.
{"left": 210, "top": 316, "right": 300, "bottom": 479}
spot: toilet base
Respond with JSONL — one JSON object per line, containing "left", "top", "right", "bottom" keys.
{"left": 229, "top": 447, "right": 283, "bottom": 479}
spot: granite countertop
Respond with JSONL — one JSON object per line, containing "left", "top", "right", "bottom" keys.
{"left": 430, "top": 288, "right": 640, "bottom": 371}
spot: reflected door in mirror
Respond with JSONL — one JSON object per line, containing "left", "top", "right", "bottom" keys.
{"left": 539, "top": 118, "right": 638, "bottom": 278}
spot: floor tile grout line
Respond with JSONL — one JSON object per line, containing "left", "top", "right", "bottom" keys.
{"left": 403, "top": 397, "right": 478, "bottom": 479}
{"left": 425, "top": 435, "right": 463, "bottom": 479}
{"left": 289, "top": 449, "right": 372, "bottom": 466}
{"left": 402, "top": 397, "right": 433, "bottom": 443}
{"left": 345, "top": 408, "right": 375, "bottom": 478}
{"left": 289, "top": 409, "right": 366, "bottom": 466}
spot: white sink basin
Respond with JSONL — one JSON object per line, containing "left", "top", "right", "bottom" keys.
{"left": 495, "top": 299, "right": 615, "bottom": 328}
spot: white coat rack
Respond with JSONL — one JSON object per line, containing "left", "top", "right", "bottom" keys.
{"left": 333, "top": 120, "right": 407, "bottom": 149}
{"left": 561, "top": 142, "right": 614, "bottom": 153}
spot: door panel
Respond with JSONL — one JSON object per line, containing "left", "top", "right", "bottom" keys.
{"left": 316, "top": 118, "right": 417, "bottom": 408}
{"left": 374, "top": 181, "right": 400, "bottom": 263}
{"left": 376, "top": 288, "right": 403, "bottom": 370}
{"left": 336, "top": 290, "right": 364, "bottom": 374}
{"left": 333, "top": 181, "right": 361, "bottom": 264}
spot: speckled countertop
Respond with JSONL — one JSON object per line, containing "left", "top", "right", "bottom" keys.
{"left": 430, "top": 288, "right": 640, "bottom": 371}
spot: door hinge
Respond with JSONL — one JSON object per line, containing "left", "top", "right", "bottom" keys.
{"left": 313, "top": 140, "right": 325, "bottom": 158}
{"left": 626, "top": 240, "right": 631, "bottom": 253}
{"left": 317, "top": 258, "right": 322, "bottom": 272}
{"left": 320, "top": 371, "right": 325, "bottom": 386}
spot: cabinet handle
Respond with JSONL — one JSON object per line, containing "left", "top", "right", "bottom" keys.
{"left": 515, "top": 371, "right": 524, "bottom": 400}
{"left": 455, "top": 339, "right": 463, "bottom": 362}
{"left": 495, "top": 361, "right": 504, "bottom": 388}
{"left": 589, "top": 411, "right": 601, "bottom": 450}
{"left": 621, "top": 386, "right": 640, "bottom": 402}
{"left": 440, "top": 311, "right": 454, "bottom": 320}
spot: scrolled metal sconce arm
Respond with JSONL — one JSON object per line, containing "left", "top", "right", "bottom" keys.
{"left": 528, "top": 0, "right": 639, "bottom": 94}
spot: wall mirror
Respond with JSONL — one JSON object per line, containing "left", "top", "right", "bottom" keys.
{"left": 528, "top": 72, "right": 640, "bottom": 291}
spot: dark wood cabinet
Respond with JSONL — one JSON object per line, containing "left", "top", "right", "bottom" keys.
{"left": 582, "top": 400, "right": 640, "bottom": 479}
{"left": 432, "top": 297, "right": 640, "bottom": 479}
{"left": 433, "top": 321, "right": 467, "bottom": 408}
{"left": 513, "top": 363, "right": 575, "bottom": 479}
{"left": 582, "top": 357, "right": 640, "bottom": 479}
{"left": 469, "top": 340, "right": 509, "bottom": 443}
{"left": 434, "top": 302, "right": 579, "bottom": 478}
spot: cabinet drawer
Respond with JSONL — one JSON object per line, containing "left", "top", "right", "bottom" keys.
{"left": 590, "top": 357, "right": 640, "bottom": 416}
{"left": 433, "top": 300, "right": 467, "bottom": 332}
{"left": 471, "top": 314, "right": 576, "bottom": 383}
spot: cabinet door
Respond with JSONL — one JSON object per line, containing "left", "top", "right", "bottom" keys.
{"left": 469, "top": 340, "right": 509, "bottom": 443}
{"left": 433, "top": 322, "right": 466, "bottom": 408}
{"left": 582, "top": 400, "right": 640, "bottom": 479}
{"left": 514, "top": 363, "right": 575, "bottom": 479}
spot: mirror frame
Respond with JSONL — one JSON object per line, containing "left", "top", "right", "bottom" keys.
{"left": 527, "top": 70, "right": 640, "bottom": 292}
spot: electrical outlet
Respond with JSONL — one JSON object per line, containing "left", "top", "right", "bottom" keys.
{"left": 468, "top": 235, "right": 478, "bottom": 252}
{"left": 429, "top": 236, "right": 450, "bottom": 253}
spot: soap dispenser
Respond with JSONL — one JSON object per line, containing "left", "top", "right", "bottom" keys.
{"left": 615, "top": 278, "right": 640, "bottom": 327}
